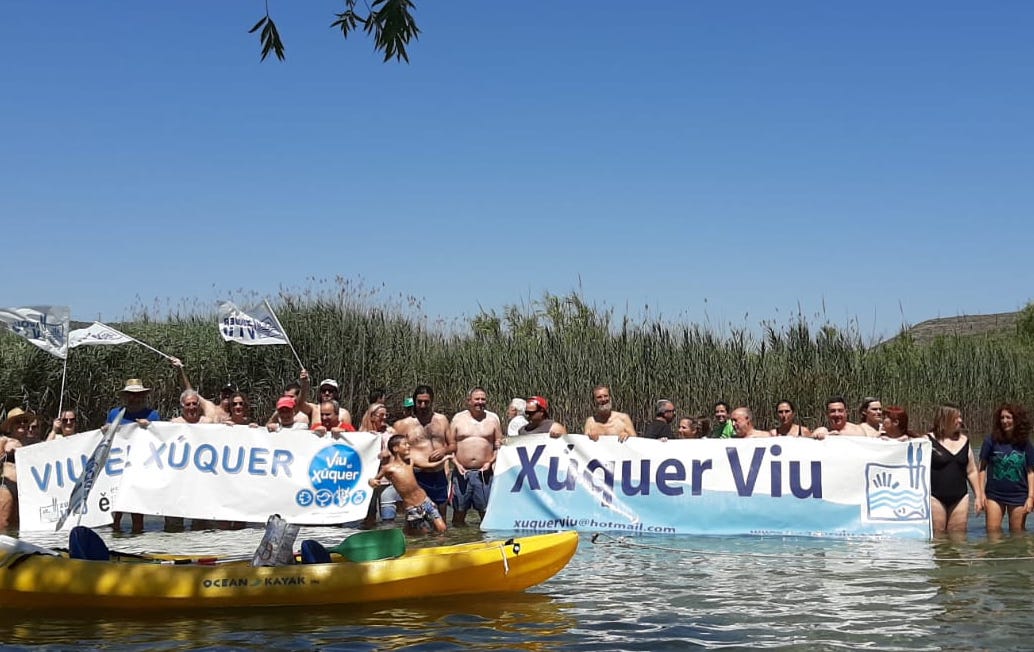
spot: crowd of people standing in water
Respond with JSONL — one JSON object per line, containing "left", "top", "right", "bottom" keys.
{"left": 2, "top": 360, "right": 1033, "bottom": 540}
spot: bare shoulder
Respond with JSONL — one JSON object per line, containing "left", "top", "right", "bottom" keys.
{"left": 393, "top": 416, "right": 416, "bottom": 433}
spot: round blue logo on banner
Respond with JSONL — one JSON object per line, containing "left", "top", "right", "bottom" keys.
{"left": 308, "top": 443, "right": 364, "bottom": 495}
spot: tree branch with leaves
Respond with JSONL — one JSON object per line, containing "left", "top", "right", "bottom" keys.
{"left": 250, "top": 0, "right": 420, "bottom": 63}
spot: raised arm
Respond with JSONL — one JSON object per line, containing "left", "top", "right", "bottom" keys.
{"left": 297, "top": 368, "right": 316, "bottom": 421}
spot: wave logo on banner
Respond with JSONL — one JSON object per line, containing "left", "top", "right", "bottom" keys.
{"left": 297, "top": 444, "right": 368, "bottom": 509}
{"left": 0, "top": 305, "right": 70, "bottom": 359}
{"left": 864, "top": 441, "right": 929, "bottom": 521}
{"left": 217, "top": 301, "right": 288, "bottom": 346}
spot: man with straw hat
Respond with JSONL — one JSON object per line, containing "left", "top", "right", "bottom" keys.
{"left": 105, "top": 378, "right": 161, "bottom": 428}
{"left": 104, "top": 378, "right": 161, "bottom": 532}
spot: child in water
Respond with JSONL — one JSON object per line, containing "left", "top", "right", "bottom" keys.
{"left": 369, "top": 434, "right": 447, "bottom": 534}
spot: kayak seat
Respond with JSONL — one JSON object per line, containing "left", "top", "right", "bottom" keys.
{"left": 69, "top": 526, "right": 110, "bottom": 561}
{"left": 300, "top": 539, "right": 332, "bottom": 564}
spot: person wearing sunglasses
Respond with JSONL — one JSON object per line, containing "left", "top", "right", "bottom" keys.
{"left": 223, "top": 392, "right": 259, "bottom": 427}
{"left": 519, "top": 396, "right": 568, "bottom": 438}
{"left": 642, "top": 400, "right": 677, "bottom": 440}
{"left": 1, "top": 408, "right": 37, "bottom": 528}
{"left": 48, "top": 409, "right": 79, "bottom": 440}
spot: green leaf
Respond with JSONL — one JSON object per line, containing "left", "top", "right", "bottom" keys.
{"left": 248, "top": 16, "right": 268, "bottom": 34}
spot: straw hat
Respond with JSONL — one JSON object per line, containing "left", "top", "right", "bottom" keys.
{"left": 120, "top": 379, "right": 151, "bottom": 393}
{"left": 2, "top": 407, "right": 36, "bottom": 433}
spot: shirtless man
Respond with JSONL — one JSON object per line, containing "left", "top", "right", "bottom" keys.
{"left": 267, "top": 396, "right": 309, "bottom": 431}
{"left": 369, "top": 434, "right": 446, "bottom": 534}
{"left": 583, "top": 385, "right": 636, "bottom": 442}
{"left": 171, "top": 357, "right": 232, "bottom": 423}
{"left": 170, "top": 390, "right": 213, "bottom": 424}
{"left": 731, "top": 407, "right": 770, "bottom": 438}
{"left": 264, "top": 381, "right": 310, "bottom": 429}
{"left": 298, "top": 372, "right": 352, "bottom": 429}
{"left": 440, "top": 387, "right": 503, "bottom": 526}
{"left": 393, "top": 385, "right": 451, "bottom": 517}
{"left": 811, "top": 397, "right": 867, "bottom": 439}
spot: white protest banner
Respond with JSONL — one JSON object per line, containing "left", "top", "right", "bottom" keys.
{"left": 17, "top": 424, "right": 382, "bottom": 529}
{"left": 481, "top": 435, "right": 932, "bottom": 539}
{"left": 112, "top": 423, "right": 380, "bottom": 524}
{"left": 218, "top": 301, "right": 289, "bottom": 346}
{"left": 68, "top": 321, "right": 134, "bottom": 348}
{"left": 0, "top": 305, "right": 70, "bottom": 359}
{"left": 55, "top": 409, "right": 124, "bottom": 530}
{"left": 16, "top": 429, "right": 127, "bottom": 531}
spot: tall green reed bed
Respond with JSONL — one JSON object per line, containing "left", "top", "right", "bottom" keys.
{"left": 2, "top": 292, "right": 1033, "bottom": 437}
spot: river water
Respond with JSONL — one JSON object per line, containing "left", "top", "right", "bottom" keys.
{"left": 2, "top": 514, "right": 1031, "bottom": 650}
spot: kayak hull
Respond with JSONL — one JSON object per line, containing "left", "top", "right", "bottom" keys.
{"left": 0, "top": 531, "right": 578, "bottom": 610}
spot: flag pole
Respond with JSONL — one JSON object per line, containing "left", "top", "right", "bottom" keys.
{"left": 264, "top": 299, "right": 304, "bottom": 369}
{"left": 57, "top": 353, "right": 69, "bottom": 416}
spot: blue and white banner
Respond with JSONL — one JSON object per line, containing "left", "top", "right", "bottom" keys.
{"left": 481, "top": 435, "right": 933, "bottom": 539}
{"left": 16, "top": 430, "right": 124, "bottom": 531}
{"left": 0, "top": 305, "right": 70, "bottom": 359}
{"left": 68, "top": 321, "right": 134, "bottom": 348}
{"left": 217, "top": 301, "right": 289, "bottom": 346}
{"left": 16, "top": 423, "right": 381, "bottom": 530}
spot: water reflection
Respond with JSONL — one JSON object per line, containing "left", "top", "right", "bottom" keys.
{"left": 6, "top": 516, "right": 1034, "bottom": 649}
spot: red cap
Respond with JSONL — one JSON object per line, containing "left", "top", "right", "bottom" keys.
{"left": 527, "top": 396, "right": 549, "bottom": 412}
{"left": 276, "top": 396, "right": 296, "bottom": 410}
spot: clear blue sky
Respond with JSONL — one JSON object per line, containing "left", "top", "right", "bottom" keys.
{"left": 3, "top": 2, "right": 1031, "bottom": 341}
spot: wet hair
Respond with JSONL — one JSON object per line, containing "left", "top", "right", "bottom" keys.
{"left": 930, "top": 404, "right": 962, "bottom": 440}
{"left": 368, "top": 387, "right": 388, "bottom": 405}
{"left": 883, "top": 406, "right": 911, "bottom": 436}
{"left": 284, "top": 382, "right": 301, "bottom": 394}
{"left": 826, "top": 396, "right": 848, "bottom": 410}
{"left": 387, "top": 434, "right": 406, "bottom": 453}
{"left": 413, "top": 385, "right": 434, "bottom": 400}
{"left": 776, "top": 399, "right": 796, "bottom": 413}
{"left": 992, "top": 403, "right": 1032, "bottom": 446}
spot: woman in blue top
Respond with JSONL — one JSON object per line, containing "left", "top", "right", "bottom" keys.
{"left": 978, "top": 403, "right": 1034, "bottom": 534}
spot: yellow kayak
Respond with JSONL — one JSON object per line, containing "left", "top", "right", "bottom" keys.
{"left": 0, "top": 530, "right": 578, "bottom": 610}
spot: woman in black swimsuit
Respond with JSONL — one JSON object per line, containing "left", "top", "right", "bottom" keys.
{"left": 769, "top": 400, "right": 811, "bottom": 438}
{"left": 927, "top": 404, "right": 982, "bottom": 536}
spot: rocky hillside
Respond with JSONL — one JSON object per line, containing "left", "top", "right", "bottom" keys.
{"left": 895, "top": 311, "right": 1019, "bottom": 344}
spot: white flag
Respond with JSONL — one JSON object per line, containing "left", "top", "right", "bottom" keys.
{"left": 68, "top": 322, "right": 134, "bottom": 348}
{"left": 0, "top": 305, "right": 70, "bottom": 359}
{"left": 218, "top": 301, "right": 289, "bottom": 346}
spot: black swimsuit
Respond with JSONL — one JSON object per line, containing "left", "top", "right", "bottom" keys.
{"left": 929, "top": 434, "right": 970, "bottom": 509}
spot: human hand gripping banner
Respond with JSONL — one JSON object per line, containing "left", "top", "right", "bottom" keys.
{"left": 17, "top": 424, "right": 382, "bottom": 530}
{"left": 481, "top": 435, "right": 932, "bottom": 539}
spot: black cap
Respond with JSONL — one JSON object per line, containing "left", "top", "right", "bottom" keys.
{"left": 221, "top": 383, "right": 238, "bottom": 393}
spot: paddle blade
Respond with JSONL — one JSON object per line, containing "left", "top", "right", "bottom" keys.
{"left": 329, "top": 528, "right": 406, "bottom": 561}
